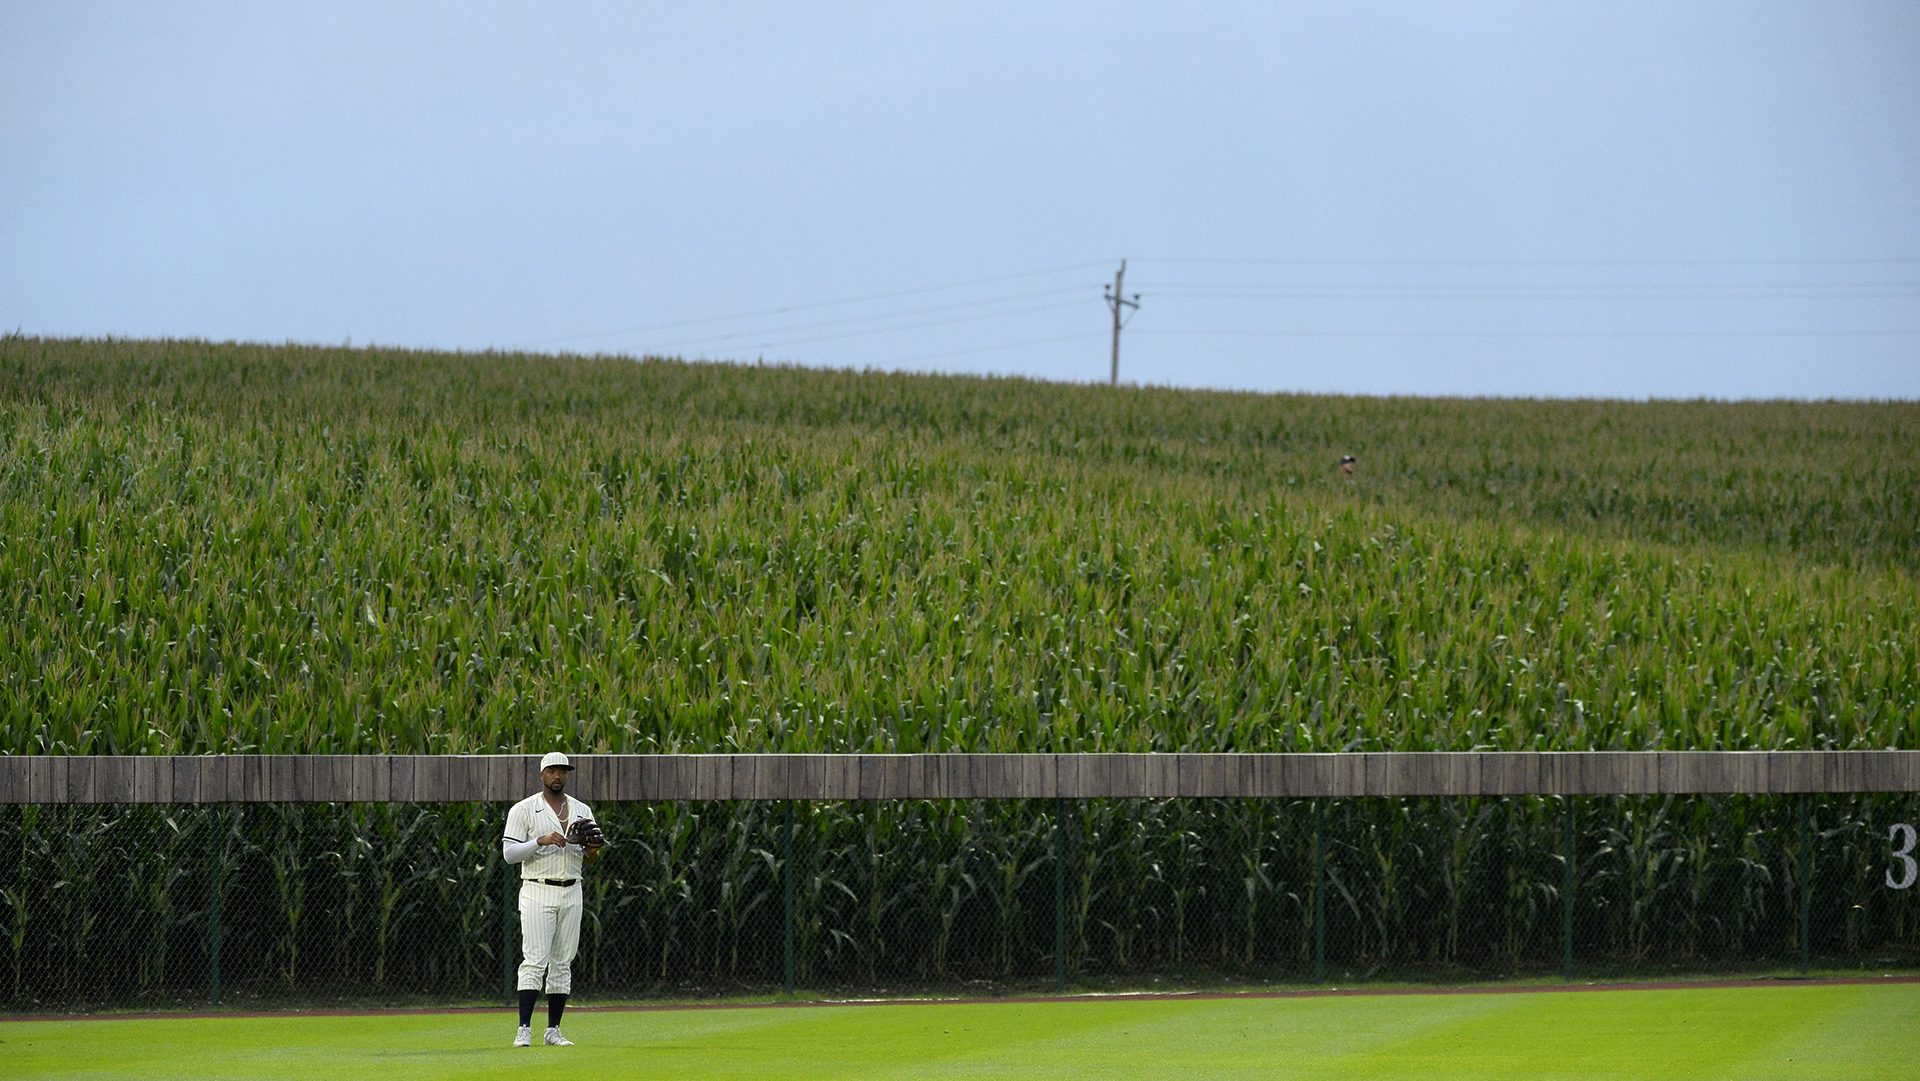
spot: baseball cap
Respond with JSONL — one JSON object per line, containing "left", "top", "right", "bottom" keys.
{"left": 540, "top": 751, "right": 574, "bottom": 771}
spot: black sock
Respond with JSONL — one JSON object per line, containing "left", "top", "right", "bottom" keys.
{"left": 518, "top": 989, "right": 537, "bottom": 1027}
{"left": 548, "top": 993, "right": 568, "bottom": 1028}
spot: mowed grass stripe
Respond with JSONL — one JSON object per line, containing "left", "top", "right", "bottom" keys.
{"left": 1720, "top": 983, "right": 1920, "bottom": 1081}
{"left": 1341, "top": 985, "right": 1861, "bottom": 1081}
{"left": 878, "top": 995, "right": 1512, "bottom": 1081}
{"left": 8, "top": 984, "right": 1917, "bottom": 1081}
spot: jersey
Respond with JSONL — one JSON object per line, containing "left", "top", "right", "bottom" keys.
{"left": 503, "top": 792, "right": 597, "bottom": 882}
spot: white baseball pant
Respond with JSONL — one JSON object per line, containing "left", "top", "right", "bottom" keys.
{"left": 517, "top": 880, "right": 583, "bottom": 994}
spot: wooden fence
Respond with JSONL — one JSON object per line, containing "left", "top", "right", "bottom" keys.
{"left": 4, "top": 751, "right": 1917, "bottom": 804}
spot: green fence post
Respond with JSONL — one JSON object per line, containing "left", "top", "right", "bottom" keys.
{"left": 1313, "top": 799, "right": 1327, "bottom": 983}
{"left": 1799, "top": 796, "right": 1813, "bottom": 976}
{"left": 209, "top": 823, "right": 223, "bottom": 1007}
{"left": 783, "top": 800, "right": 796, "bottom": 997}
{"left": 1054, "top": 800, "right": 1067, "bottom": 992}
{"left": 1562, "top": 796, "right": 1575, "bottom": 982}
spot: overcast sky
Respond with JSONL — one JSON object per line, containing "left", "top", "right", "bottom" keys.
{"left": 5, "top": 3, "right": 1918, "bottom": 399}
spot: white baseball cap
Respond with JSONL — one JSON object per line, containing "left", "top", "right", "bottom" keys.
{"left": 540, "top": 751, "right": 574, "bottom": 771}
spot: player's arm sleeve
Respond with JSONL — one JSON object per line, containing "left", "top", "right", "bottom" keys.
{"left": 502, "top": 803, "right": 539, "bottom": 863}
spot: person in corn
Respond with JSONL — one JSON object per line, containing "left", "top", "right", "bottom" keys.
{"left": 501, "top": 751, "right": 605, "bottom": 1047}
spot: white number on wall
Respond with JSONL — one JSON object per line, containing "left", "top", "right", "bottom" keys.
{"left": 1891, "top": 824, "right": 1918, "bottom": 891}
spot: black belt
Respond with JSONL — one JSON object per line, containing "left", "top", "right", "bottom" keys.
{"left": 530, "top": 878, "right": 577, "bottom": 887}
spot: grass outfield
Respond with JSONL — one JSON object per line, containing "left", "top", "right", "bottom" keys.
{"left": 6, "top": 983, "right": 1916, "bottom": 1081}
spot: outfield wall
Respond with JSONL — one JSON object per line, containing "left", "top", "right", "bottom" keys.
{"left": 4, "top": 750, "right": 1916, "bottom": 803}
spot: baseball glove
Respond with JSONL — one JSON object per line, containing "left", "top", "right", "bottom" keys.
{"left": 566, "top": 818, "right": 607, "bottom": 848}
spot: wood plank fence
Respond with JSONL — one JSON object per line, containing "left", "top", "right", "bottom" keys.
{"left": 3, "top": 751, "right": 1917, "bottom": 804}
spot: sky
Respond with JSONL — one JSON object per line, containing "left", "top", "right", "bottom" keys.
{"left": 4, "top": 2, "right": 1918, "bottom": 400}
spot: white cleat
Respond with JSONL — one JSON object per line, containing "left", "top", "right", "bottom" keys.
{"left": 544, "top": 1026, "right": 573, "bottom": 1046}
{"left": 513, "top": 1025, "right": 532, "bottom": 1047}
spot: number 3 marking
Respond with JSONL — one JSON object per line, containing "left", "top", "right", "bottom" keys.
{"left": 1891, "top": 824, "right": 1918, "bottom": 890}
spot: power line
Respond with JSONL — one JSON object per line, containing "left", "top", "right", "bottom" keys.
{"left": 1147, "top": 281, "right": 1920, "bottom": 293}
{"left": 1132, "top": 328, "right": 1920, "bottom": 339}
{"left": 1146, "top": 287, "right": 1920, "bottom": 301}
{"left": 670, "top": 299, "right": 1093, "bottom": 355}
{"left": 502, "top": 255, "right": 1919, "bottom": 383}
{"left": 884, "top": 331, "right": 1109, "bottom": 366}
{"left": 1132, "top": 257, "right": 1920, "bottom": 268}
{"left": 649, "top": 286, "right": 1092, "bottom": 352}
{"left": 511, "top": 260, "right": 1114, "bottom": 349}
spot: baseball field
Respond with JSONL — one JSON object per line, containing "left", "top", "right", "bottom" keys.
{"left": 7, "top": 981, "right": 1916, "bottom": 1080}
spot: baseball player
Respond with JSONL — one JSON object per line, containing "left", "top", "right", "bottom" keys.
{"left": 501, "top": 751, "right": 605, "bottom": 1047}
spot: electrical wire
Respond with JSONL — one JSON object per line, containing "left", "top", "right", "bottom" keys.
{"left": 671, "top": 299, "right": 1094, "bottom": 355}
{"left": 1131, "top": 257, "right": 1920, "bottom": 268}
{"left": 1131, "top": 328, "right": 1920, "bottom": 339}
{"left": 1145, "top": 290, "right": 1920, "bottom": 303}
{"left": 1145, "top": 282, "right": 1920, "bottom": 298}
{"left": 507, "top": 255, "right": 1919, "bottom": 368}
{"left": 883, "top": 332, "right": 1109, "bottom": 366}
{"left": 649, "top": 286, "right": 1092, "bottom": 351}
{"left": 511, "top": 260, "right": 1114, "bottom": 349}
{"left": 1123, "top": 266, "right": 1920, "bottom": 342}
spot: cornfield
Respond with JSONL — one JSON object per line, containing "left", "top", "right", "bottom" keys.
{"left": 1, "top": 336, "right": 1915, "bottom": 1006}
{"left": 3, "top": 336, "right": 1915, "bottom": 755}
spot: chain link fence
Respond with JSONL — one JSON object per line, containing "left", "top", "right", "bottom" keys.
{"left": 2, "top": 795, "right": 1916, "bottom": 1011}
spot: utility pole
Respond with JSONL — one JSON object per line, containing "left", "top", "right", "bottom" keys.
{"left": 1104, "top": 259, "right": 1140, "bottom": 386}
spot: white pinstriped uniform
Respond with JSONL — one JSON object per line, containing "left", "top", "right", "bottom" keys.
{"left": 504, "top": 792, "right": 596, "bottom": 995}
